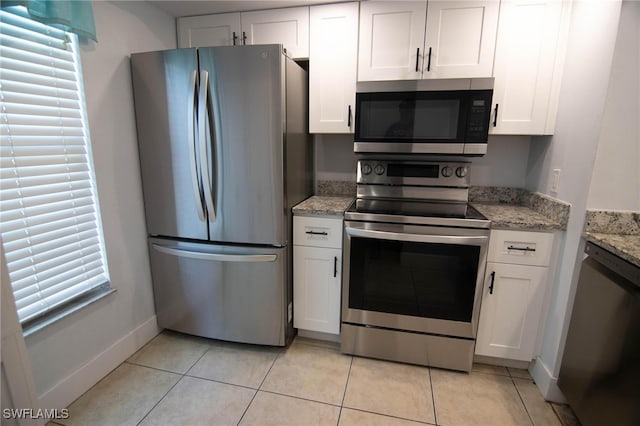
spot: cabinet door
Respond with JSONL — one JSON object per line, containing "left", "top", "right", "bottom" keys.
{"left": 241, "top": 7, "right": 310, "bottom": 59}
{"left": 490, "top": 0, "right": 569, "bottom": 134}
{"left": 424, "top": 1, "right": 499, "bottom": 79}
{"left": 358, "top": 1, "right": 427, "bottom": 81}
{"left": 309, "top": 3, "right": 358, "bottom": 133}
{"left": 177, "top": 13, "right": 241, "bottom": 48}
{"left": 475, "top": 263, "right": 547, "bottom": 361}
{"left": 293, "top": 246, "right": 341, "bottom": 335}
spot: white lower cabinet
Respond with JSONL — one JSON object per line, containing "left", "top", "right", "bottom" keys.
{"left": 293, "top": 216, "right": 342, "bottom": 336}
{"left": 475, "top": 230, "right": 555, "bottom": 361}
{"left": 475, "top": 263, "right": 547, "bottom": 360}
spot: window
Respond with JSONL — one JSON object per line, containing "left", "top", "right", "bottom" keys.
{"left": 0, "top": 8, "right": 110, "bottom": 326}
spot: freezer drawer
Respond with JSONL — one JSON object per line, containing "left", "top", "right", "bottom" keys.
{"left": 148, "top": 238, "right": 288, "bottom": 346}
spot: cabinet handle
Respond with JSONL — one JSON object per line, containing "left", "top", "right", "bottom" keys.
{"left": 493, "top": 103, "right": 499, "bottom": 127}
{"left": 347, "top": 105, "right": 352, "bottom": 127}
{"left": 426, "top": 47, "right": 432, "bottom": 72}
{"left": 488, "top": 271, "right": 496, "bottom": 294}
{"left": 334, "top": 256, "right": 338, "bottom": 278}
{"left": 507, "top": 245, "right": 536, "bottom": 252}
{"left": 415, "top": 48, "right": 420, "bottom": 72}
{"left": 305, "top": 230, "right": 328, "bottom": 236}
{"left": 242, "top": 31, "right": 247, "bottom": 45}
{"left": 232, "top": 32, "right": 238, "bottom": 46}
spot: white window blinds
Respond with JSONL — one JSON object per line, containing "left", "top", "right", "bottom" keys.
{"left": 0, "top": 8, "right": 110, "bottom": 324}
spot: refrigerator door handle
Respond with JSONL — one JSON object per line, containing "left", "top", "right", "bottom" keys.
{"left": 188, "top": 70, "right": 205, "bottom": 221}
{"left": 198, "top": 70, "right": 216, "bottom": 222}
{"left": 152, "top": 244, "right": 278, "bottom": 263}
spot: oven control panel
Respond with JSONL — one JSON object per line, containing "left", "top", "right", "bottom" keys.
{"left": 357, "top": 160, "right": 470, "bottom": 187}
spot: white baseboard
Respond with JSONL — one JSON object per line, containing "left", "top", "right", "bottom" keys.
{"left": 530, "top": 357, "right": 567, "bottom": 403}
{"left": 38, "top": 316, "right": 159, "bottom": 409}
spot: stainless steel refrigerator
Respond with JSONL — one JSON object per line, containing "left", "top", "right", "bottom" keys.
{"left": 130, "top": 45, "right": 312, "bottom": 346}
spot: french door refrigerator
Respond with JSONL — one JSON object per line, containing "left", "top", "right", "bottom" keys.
{"left": 130, "top": 45, "right": 312, "bottom": 346}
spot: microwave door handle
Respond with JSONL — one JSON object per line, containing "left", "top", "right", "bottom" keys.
{"left": 345, "top": 226, "right": 488, "bottom": 247}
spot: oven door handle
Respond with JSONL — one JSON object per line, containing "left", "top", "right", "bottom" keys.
{"left": 345, "top": 227, "right": 489, "bottom": 246}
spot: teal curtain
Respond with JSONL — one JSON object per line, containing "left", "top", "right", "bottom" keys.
{"left": 1, "top": 0, "right": 97, "bottom": 41}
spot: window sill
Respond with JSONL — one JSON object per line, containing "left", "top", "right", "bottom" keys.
{"left": 22, "top": 285, "right": 117, "bottom": 338}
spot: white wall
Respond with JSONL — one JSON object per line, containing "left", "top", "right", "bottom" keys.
{"left": 524, "top": 0, "right": 622, "bottom": 401}
{"left": 314, "top": 134, "right": 531, "bottom": 187}
{"left": 587, "top": 1, "right": 640, "bottom": 211}
{"left": 472, "top": 136, "right": 531, "bottom": 187}
{"left": 24, "top": 0, "right": 176, "bottom": 408}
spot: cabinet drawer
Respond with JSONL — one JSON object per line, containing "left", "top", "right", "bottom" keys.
{"left": 488, "top": 230, "right": 554, "bottom": 267}
{"left": 294, "top": 216, "right": 343, "bottom": 249}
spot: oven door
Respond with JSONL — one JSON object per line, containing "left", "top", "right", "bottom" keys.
{"left": 342, "top": 221, "right": 489, "bottom": 339}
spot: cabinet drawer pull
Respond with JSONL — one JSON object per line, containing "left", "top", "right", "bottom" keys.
{"left": 334, "top": 256, "right": 338, "bottom": 278}
{"left": 488, "top": 271, "right": 496, "bottom": 294}
{"left": 493, "top": 103, "right": 499, "bottom": 127}
{"left": 426, "top": 47, "right": 432, "bottom": 72}
{"left": 507, "top": 245, "right": 536, "bottom": 252}
{"left": 306, "top": 230, "right": 328, "bottom": 236}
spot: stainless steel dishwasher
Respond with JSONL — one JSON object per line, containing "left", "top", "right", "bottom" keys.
{"left": 558, "top": 241, "right": 640, "bottom": 426}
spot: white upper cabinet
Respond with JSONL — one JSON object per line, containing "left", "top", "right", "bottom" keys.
{"left": 424, "top": 1, "right": 499, "bottom": 79}
{"left": 490, "top": 0, "right": 571, "bottom": 135}
{"left": 178, "top": 13, "right": 241, "bottom": 47}
{"left": 241, "top": 7, "right": 310, "bottom": 58}
{"left": 358, "top": 1, "right": 499, "bottom": 81}
{"left": 309, "top": 2, "right": 359, "bottom": 133}
{"left": 358, "top": 1, "right": 427, "bottom": 81}
{"left": 177, "top": 7, "right": 309, "bottom": 59}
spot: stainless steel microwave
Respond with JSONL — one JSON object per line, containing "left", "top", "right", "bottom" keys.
{"left": 354, "top": 78, "right": 494, "bottom": 156}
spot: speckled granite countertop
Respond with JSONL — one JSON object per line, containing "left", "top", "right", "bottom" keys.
{"left": 472, "top": 203, "right": 565, "bottom": 231}
{"left": 469, "top": 186, "right": 570, "bottom": 231}
{"left": 584, "top": 233, "right": 640, "bottom": 268}
{"left": 583, "top": 210, "right": 640, "bottom": 268}
{"left": 292, "top": 196, "right": 353, "bottom": 217}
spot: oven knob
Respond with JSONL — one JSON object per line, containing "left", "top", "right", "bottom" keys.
{"left": 374, "top": 164, "right": 385, "bottom": 175}
{"left": 456, "top": 166, "right": 468, "bottom": 178}
{"left": 361, "top": 163, "right": 372, "bottom": 175}
{"left": 441, "top": 166, "right": 453, "bottom": 177}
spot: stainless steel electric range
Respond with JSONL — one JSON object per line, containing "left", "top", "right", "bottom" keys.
{"left": 341, "top": 159, "right": 490, "bottom": 372}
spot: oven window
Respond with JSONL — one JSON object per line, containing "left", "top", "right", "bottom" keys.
{"left": 348, "top": 237, "right": 480, "bottom": 322}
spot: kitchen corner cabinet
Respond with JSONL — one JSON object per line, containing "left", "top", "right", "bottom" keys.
{"left": 357, "top": 1, "right": 499, "bottom": 81}
{"left": 309, "top": 2, "right": 358, "bottom": 134}
{"left": 475, "top": 230, "right": 555, "bottom": 361}
{"left": 490, "top": 0, "right": 572, "bottom": 135}
{"left": 293, "top": 216, "right": 342, "bottom": 335}
{"left": 177, "top": 7, "right": 309, "bottom": 59}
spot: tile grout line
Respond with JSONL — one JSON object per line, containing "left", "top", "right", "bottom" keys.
{"left": 428, "top": 368, "right": 439, "bottom": 426}
{"left": 337, "top": 355, "right": 354, "bottom": 426}
{"left": 510, "top": 375, "right": 536, "bottom": 426}
{"left": 135, "top": 345, "right": 211, "bottom": 426}
{"left": 236, "top": 344, "right": 285, "bottom": 425}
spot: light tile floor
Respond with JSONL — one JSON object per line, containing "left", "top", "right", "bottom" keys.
{"left": 51, "top": 330, "right": 574, "bottom": 426}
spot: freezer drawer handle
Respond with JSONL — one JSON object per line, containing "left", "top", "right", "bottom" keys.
{"left": 305, "top": 231, "right": 328, "bottom": 236}
{"left": 152, "top": 244, "right": 277, "bottom": 263}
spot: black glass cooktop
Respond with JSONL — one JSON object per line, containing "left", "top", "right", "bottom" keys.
{"left": 349, "top": 199, "right": 487, "bottom": 221}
